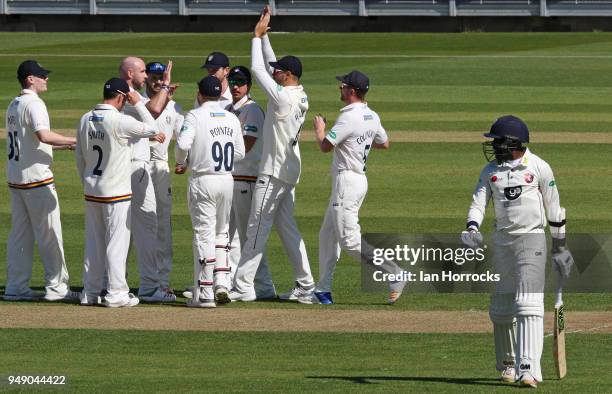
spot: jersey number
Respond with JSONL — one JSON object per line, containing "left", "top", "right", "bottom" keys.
{"left": 7, "top": 131, "right": 19, "bottom": 161}
{"left": 93, "top": 145, "right": 104, "bottom": 176}
{"left": 362, "top": 144, "right": 371, "bottom": 171}
{"left": 212, "top": 141, "right": 234, "bottom": 172}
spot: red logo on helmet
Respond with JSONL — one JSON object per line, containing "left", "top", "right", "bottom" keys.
{"left": 491, "top": 176, "right": 498, "bottom": 182}
{"left": 524, "top": 173, "right": 534, "bottom": 183}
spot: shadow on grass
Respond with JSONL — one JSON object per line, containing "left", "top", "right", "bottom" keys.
{"left": 307, "top": 375, "right": 502, "bottom": 387}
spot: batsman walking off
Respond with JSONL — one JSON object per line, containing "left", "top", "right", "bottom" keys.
{"left": 230, "top": 6, "right": 315, "bottom": 303}
{"left": 461, "top": 115, "right": 574, "bottom": 387}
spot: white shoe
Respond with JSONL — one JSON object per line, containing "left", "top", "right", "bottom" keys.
{"left": 186, "top": 298, "right": 216, "bottom": 308}
{"left": 102, "top": 293, "right": 139, "bottom": 308}
{"left": 500, "top": 366, "right": 516, "bottom": 383}
{"left": 4, "top": 289, "right": 37, "bottom": 301}
{"left": 214, "top": 286, "right": 231, "bottom": 305}
{"left": 229, "top": 289, "right": 256, "bottom": 302}
{"left": 518, "top": 372, "right": 538, "bottom": 388}
{"left": 80, "top": 293, "right": 101, "bottom": 306}
{"left": 44, "top": 290, "right": 81, "bottom": 302}
{"left": 182, "top": 288, "right": 193, "bottom": 299}
{"left": 139, "top": 287, "right": 177, "bottom": 303}
{"left": 279, "top": 286, "right": 314, "bottom": 304}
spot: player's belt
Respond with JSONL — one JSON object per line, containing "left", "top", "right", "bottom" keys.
{"left": 233, "top": 175, "right": 258, "bottom": 183}
{"left": 8, "top": 177, "right": 54, "bottom": 190}
{"left": 85, "top": 193, "right": 132, "bottom": 204}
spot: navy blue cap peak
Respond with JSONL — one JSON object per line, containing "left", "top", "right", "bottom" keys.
{"left": 336, "top": 70, "right": 369, "bottom": 92}
{"left": 202, "top": 52, "right": 230, "bottom": 69}
{"left": 269, "top": 55, "right": 302, "bottom": 78}
{"left": 198, "top": 75, "right": 222, "bottom": 98}
{"left": 228, "top": 66, "right": 251, "bottom": 84}
{"left": 104, "top": 78, "right": 130, "bottom": 96}
{"left": 17, "top": 60, "right": 51, "bottom": 80}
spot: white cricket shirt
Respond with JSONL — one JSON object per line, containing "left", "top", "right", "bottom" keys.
{"left": 226, "top": 95, "right": 265, "bottom": 179}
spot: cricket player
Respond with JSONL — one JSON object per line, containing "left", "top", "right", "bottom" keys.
{"left": 312, "top": 70, "right": 406, "bottom": 305}
{"left": 76, "top": 78, "right": 165, "bottom": 307}
{"left": 194, "top": 52, "right": 232, "bottom": 110}
{"left": 4, "top": 60, "right": 80, "bottom": 302}
{"left": 226, "top": 66, "right": 276, "bottom": 299}
{"left": 462, "top": 115, "right": 574, "bottom": 387}
{"left": 175, "top": 76, "right": 245, "bottom": 308}
{"left": 230, "top": 7, "right": 315, "bottom": 303}
{"left": 144, "top": 61, "right": 184, "bottom": 292}
{"left": 119, "top": 56, "right": 176, "bottom": 302}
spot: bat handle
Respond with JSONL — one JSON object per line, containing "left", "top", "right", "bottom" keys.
{"left": 554, "top": 269, "right": 564, "bottom": 309}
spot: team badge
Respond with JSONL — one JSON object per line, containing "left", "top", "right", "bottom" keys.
{"left": 491, "top": 176, "right": 498, "bottom": 182}
{"left": 524, "top": 172, "right": 534, "bottom": 183}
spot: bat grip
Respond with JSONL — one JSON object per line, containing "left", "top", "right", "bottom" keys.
{"left": 554, "top": 269, "right": 564, "bottom": 309}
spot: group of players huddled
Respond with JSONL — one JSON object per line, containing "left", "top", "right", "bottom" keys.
{"left": 4, "top": 6, "right": 404, "bottom": 309}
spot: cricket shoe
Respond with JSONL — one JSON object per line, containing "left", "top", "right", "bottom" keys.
{"left": 279, "top": 285, "right": 314, "bottom": 304}
{"left": 102, "top": 293, "right": 140, "bottom": 308}
{"left": 313, "top": 291, "right": 333, "bottom": 305}
{"left": 228, "top": 289, "right": 257, "bottom": 302}
{"left": 80, "top": 293, "right": 101, "bottom": 306}
{"left": 388, "top": 278, "right": 408, "bottom": 305}
{"left": 43, "top": 290, "right": 81, "bottom": 302}
{"left": 186, "top": 298, "right": 216, "bottom": 308}
{"left": 518, "top": 372, "right": 538, "bottom": 388}
{"left": 139, "top": 287, "right": 177, "bottom": 303}
{"left": 500, "top": 366, "right": 516, "bottom": 383}
{"left": 182, "top": 287, "right": 193, "bottom": 299}
{"left": 214, "top": 286, "right": 231, "bottom": 305}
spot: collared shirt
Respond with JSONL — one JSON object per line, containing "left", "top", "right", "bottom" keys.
{"left": 6, "top": 89, "right": 54, "bottom": 185}
{"left": 467, "top": 148, "right": 565, "bottom": 234}
{"left": 176, "top": 101, "right": 245, "bottom": 176}
{"left": 251, "top": 35, "right": 309, "bottom": 185}
{"left": 324, "top": 102, "right": 387, "bottom": 174}
{"left": 75, "top": 103, "right": 157, "bottom": 200}
{"left": 226, "top": 95, "right": 265, "bottom": 178}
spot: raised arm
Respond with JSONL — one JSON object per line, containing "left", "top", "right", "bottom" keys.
{"left": 146, "top": 61, "right": 174, "bottom": 118}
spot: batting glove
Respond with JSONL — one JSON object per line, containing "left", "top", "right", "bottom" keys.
{"left": 552, "top": 238, "right": 574, "bottom": 279}
{"left": 461, "top": 224, "right": 483, "bottom": 249}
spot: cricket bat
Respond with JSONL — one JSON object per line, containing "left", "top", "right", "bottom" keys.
{"left": 553, "top": 277, "right": 567, "bottom": 379}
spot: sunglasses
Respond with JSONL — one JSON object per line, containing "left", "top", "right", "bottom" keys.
{"left": 229, "top": 79, "right": 248, "bottom": 87}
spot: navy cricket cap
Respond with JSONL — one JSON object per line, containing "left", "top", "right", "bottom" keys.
{"left": 336, "top": 70, "right": 369, "bottom": 92}
{"left": 146, "top": 62, "right": 166, "bottom": 74}
{"left": 269, "top": 56, "right": 302, "bottom": 78}
{"left": 103, "top": 77, "right": 130, "bottom": 96}
{"left": 17, "top": 60, "right": 51, "bottom": 80}
{"left": 202, "top": 52, "right": 230, "bottom": 69}
{"left": 198, "top": 75, "right": 222, "bottom": 98}
{"left": 228, "top": 66, "right": 251, "bottom": 84}
{"left": 485, "top": 115, "right": 530, "bottom": 143}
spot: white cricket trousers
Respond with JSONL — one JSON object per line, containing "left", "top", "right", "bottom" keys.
{"left": 131, "top": 160, "right": 160, "bottom": 295}
{"left": 188, "top": 174, "right": 233, "bottom": 300}
{"left": 150, "top": 160, "right": 172, "bottom": 288}
{"left": 6, "top": 184, "right": 70, "bottom": 298}
{"left": 316, "top": 171, "right": 404, "bottom": 293}
{"left": 489, "top": 232, "right": 546, "bottom": 382}
{"left": 82, "top": 200, "right": 132, "bottom": 305}
{"left": 229, "top": 179, "right": 275, "bottom": 297}
{"left": 233, "top": 175, "right": 314, "bottom": 293}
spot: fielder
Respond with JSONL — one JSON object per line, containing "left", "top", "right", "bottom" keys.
{"left": 76, "top": 78, "right": 165, "bottom": 307}
{"left": 230, "top": 6, "right": 315, "bottom": 303}
{"left": 462, "top": 115, "right": 574, "bottom": 387}
{"left": 194, "top": 52, "right": 232, "bottom": 110}
{"left": 312, "top": 70, "right": 406, "bottom": 305}
{"left": 226, "top": 66, "right": 276, "bottom": 299}
{"left": 144, "top": 61, "right": 184, "bottom": 292}
{"left": 119, "top": 56, "right": 176, "bottom": 302}
{"left": 175, "top": 76, "right": 245, "bottom": 308}
{"left": 5, "top": 60, "right": 80, "bottom": 302}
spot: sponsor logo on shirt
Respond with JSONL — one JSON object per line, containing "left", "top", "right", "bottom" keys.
{"left": 244, "top": 125, "right": 258, "bottom": 133}
{"left": 504, "top": 186, "right": 522, "bottom": 200}
{"left": 89, "top": 115, "right": 104, "bottom": 122}
{"left": 327, "top": 130, "right": 337, "bottom": 140}
{"left": 549, "top": 180, "right": 556, "bottom": 187}
{"left": 363, "top": 115, "right": 373, "bottom": 121}
{"left": 210, "top": 112, "right": 226, "bottom": 117}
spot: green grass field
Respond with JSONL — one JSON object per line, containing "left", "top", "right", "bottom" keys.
{"left": 1, "top": 32, "right": 612, "bottom": 392}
